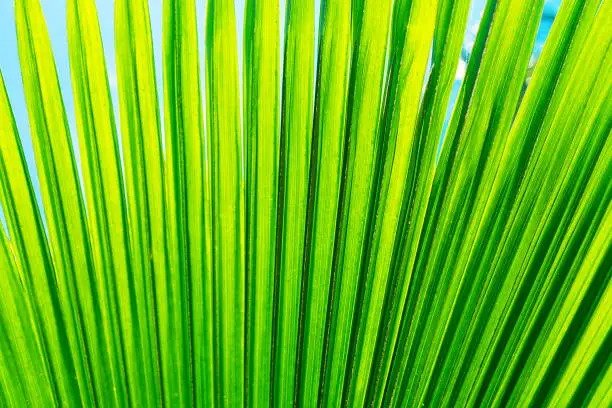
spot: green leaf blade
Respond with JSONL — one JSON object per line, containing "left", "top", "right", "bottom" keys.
{"left": 205, "top": 0, "right": 245, "bottom": 405}
{"left": 272, "top": 0, "right": 315, "bottom": 405}
{"left": 244, "top": 0, "right": 280, "bottom": 405}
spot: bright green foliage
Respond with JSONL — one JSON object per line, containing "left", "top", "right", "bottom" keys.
{"left": 273, "top": 0, "right": 314, "bottom": 406}
{"left": 296, "top": 0, "right": 351, "bottom": 405}
{"left": 0, "top": 0, "right": 610, "bottom": 407}
{"left": 115, "top": 0, "right": 168, "bottom": 405}
{"left": 244, "top": 1, "right": 280, "bottom": 406}
{"left": 206, "top": 0, "right": 245, "bottom": 406}
{"left": 163, "top": 0, "right": 207, "bottom": 405}
{"left": 68, "top": 1, "right": 155, "bottom": 406}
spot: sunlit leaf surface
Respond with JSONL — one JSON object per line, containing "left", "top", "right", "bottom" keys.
{"left": 0, "top": 0, "right": 609, "bottom": 406}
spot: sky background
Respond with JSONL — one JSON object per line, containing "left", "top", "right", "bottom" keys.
{"left": 0, "top": 0, "right": 560, "bottom": 228}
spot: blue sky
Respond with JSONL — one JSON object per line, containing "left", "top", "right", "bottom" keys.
{"left": 0, "top": 0, "right": 559, "bottom": 228}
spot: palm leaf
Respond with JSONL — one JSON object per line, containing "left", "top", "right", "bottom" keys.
{"left": 0, "top": 0, "right": 609, "bottom": 407}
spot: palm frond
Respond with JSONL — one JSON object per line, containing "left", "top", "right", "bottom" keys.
{"left": 0, "top": 0, "right": 609, "bottom": 407}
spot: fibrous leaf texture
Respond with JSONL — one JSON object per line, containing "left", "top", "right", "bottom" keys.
{"left": 0, "top": 0, "right": 610, "bottom": 406}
